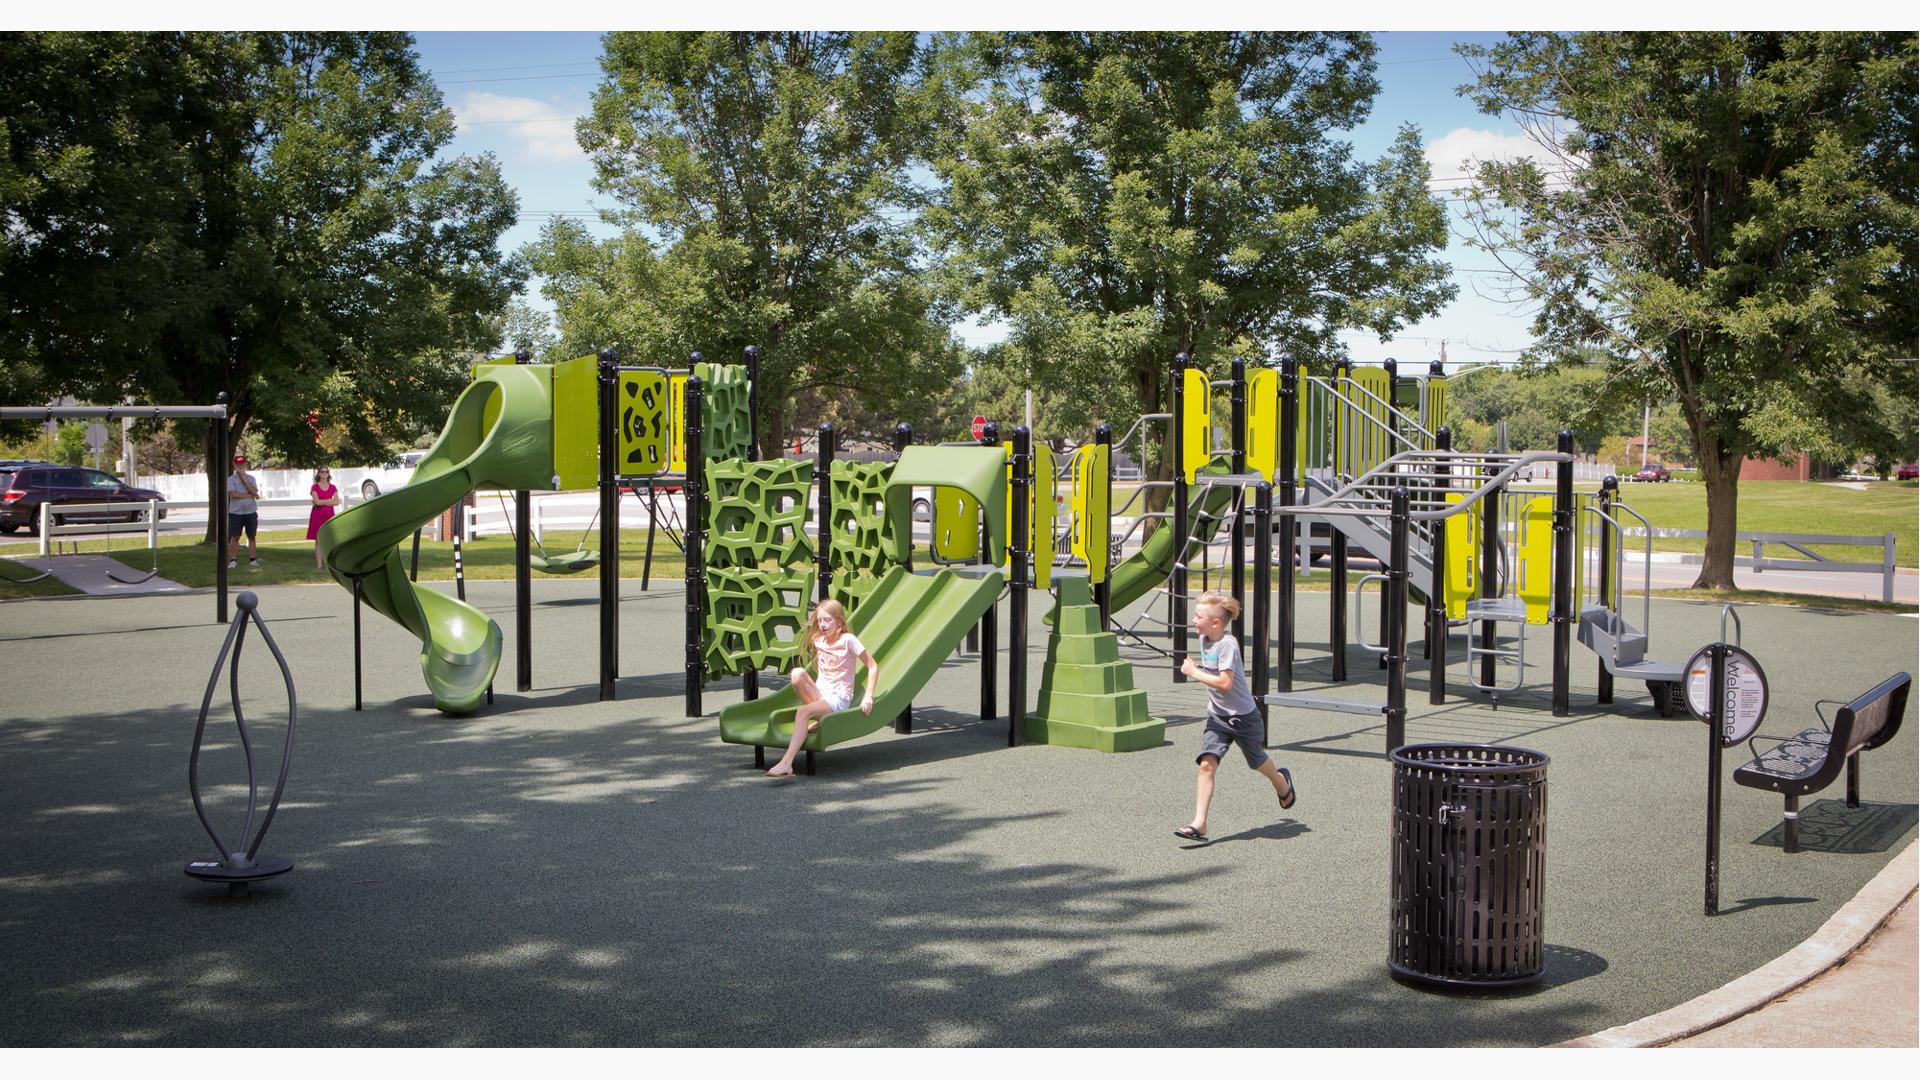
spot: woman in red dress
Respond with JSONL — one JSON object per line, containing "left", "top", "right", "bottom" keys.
{"left": 308, "top": 468, "right": 341, "bottom": 568}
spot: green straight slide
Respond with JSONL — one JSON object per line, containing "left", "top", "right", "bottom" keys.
{"left": 718, "top": 565, "right": 1004, "bottom": 753}
{"left": 316, "top": 364, "right": 558, "bottom": 714}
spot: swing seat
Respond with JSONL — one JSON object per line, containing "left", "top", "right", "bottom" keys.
{"left": 530, "top": 549, "right": 600, "bottom": 574}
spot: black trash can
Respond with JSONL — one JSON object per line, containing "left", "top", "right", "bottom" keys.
{"left": 1389, "top": 743, "right": 1549, "bottom": 988}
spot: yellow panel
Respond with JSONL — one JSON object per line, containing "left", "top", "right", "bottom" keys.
{"left": 1517, "top": 496, "right": 1555, "bottom": 625}
{"left": 551, "top": 354, "right": 597, "bottom": 489}
{"left": 1069, "top": 444, "right": 1110, "bottom": 584}
{"left": 616, "top": 370, "right": 669, "bottom": 476}
{"left": 933, "top": 487, "right": 980, "bottom": 561}
{"left": 1352, "top": 366, "right": 1393, "bottom": 474}
{"left": 1031, "top": 442, "right": 1054, "bottom": 589}
{"left": 1443, "top": 491, "right": 1477, "bottom": 619}
{"left": 668, "top": 373, "right": 688, "bottom": 474}
{"left": 1424, "top": 375, "right": 1448, "bottom": 434}
{"left": 1247, "top": 368, "right": 1278, "bottom": 483}
{"left": 1182, "top": 367, "right": 1209, "bottom": 482}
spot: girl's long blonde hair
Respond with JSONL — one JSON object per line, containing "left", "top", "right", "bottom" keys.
{"left": 799, "top": 598, "right": 851, "bottom": 671}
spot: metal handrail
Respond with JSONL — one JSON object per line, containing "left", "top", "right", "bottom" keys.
{"left": 1585, "top": 501, "right": 1653, "bottom": 636}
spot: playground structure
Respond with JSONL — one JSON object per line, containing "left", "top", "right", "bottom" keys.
{"left": 1049, "top": 352, "right": 1697, "bottom": 754}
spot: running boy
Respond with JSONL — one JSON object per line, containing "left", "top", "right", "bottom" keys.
{"left": 1174, "top": 591, "right": 1296, "bottom": 843}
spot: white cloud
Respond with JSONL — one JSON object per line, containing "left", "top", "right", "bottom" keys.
{"left": 453, "top": 91, "right": 584, "bottom": 164}
{"left": 1424, "top": 128, "right": 1557, "bottom": 182}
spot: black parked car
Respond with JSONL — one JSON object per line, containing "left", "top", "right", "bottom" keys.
{"left": 0, "top": 465, "right": 168, "bottom": 534}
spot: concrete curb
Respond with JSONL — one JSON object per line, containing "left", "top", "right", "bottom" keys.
{"left": 1556, "top": 838, "right": 1919, "bottom": 1048}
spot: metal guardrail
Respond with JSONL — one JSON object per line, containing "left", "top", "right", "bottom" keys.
{"left": 1621, "top": 526, "right": 1899, "bottom": 603}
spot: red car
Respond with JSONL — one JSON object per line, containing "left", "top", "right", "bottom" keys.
{"left": 1898, "top": 464, "right": 1918, "bottom": 481}
{"left": 1632, "top": 464, "right": 1672, "bottom": 482}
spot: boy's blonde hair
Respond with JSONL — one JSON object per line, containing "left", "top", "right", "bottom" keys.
{"left": 800, "top": 598, "right": 852, "bottom": 670}
{"left": 1195, "top": 591, "right": 1240, "bottom": 622}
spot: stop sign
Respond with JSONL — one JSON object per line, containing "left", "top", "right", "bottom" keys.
{"left": 971, "top": 415, "right": 988, "bottom": 440}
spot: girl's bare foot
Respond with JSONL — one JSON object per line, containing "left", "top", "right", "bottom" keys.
{"left": 766, "top": 765, "right": 796, "bottom": 778}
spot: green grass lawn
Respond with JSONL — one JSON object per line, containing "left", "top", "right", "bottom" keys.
{"left": 1606, "top": 479, "right": 1916, "bottom": 568}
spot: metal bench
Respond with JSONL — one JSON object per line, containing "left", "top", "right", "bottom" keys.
{"left": 1733, "top": 672, "right": 1910, "bottom": 853}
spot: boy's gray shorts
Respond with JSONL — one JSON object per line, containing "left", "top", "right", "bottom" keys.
{"left": 1197, "top": 712, "right": 1269, "bottom": 769}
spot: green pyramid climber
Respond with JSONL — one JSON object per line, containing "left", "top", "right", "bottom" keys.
{"left": 1024, "top": 576, "right": 1166, "bottom": 753}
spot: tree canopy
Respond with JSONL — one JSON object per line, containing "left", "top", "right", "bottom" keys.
{"left": 0, "top": 32, "right": 521, "bottom": 500}
{"left": 1457, "top": 31, "right": 1918, "bottom": 586}
{"left": 925, "top": 31, "right": 1456, "bottom": 454}
{"left": 528, "top": 31, "right": 965, "bottom": 453}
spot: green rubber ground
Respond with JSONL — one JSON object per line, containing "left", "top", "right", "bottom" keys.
{"left": 0, "top": 578, "right": 1912, "bottom": 1046}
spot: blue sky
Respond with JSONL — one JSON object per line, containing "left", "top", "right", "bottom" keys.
{"left": 413, "top": 31, "right": 1546, "bottom": 372}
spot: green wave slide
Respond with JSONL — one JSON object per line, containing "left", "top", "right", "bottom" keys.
{"left": 718, "top": 565, "right": 1004, "bottom": 752}
{"left": 316, "top": 364, "right": 558, "bottom": 714}
{"left": 1049, "top": 461, "right": 1236, "bottom": 624}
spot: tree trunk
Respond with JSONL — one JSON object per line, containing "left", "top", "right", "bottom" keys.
{"left": 1694, "top": 437, "right": 1740, "bottom": 590}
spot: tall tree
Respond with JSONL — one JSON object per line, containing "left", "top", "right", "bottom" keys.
{"left": 537, "top": 31, "right": 964, "bottom": 456}
{"left": 0, "top": 32, "right": 520, "bottom": 527}
{"left": 1457, "top": 32, "right": 1917, "bottom": 588}
{"left": 926, "top": 32, "right": 1455, "bottom": 502}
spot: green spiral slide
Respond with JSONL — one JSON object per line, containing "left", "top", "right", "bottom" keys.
{"left": 316, "top": 364, "right": 558, "bottom": 714}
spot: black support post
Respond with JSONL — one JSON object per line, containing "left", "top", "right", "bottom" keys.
{"left": 1479, "top": 469, "right": 1502, "bottom": 692}
{"left": 1230, "top": 357, "right": 1247, "bottom": 646}
{"left": 1009, "top": 425, "right": 1031, "bottom": 746}
{"left": 1552, "top": 429, "right": 1574, "bottom": 717}
{"left": 815, "top": 423, "right": 834, "bottom": 606}
{"left": 1095, "top": 422, "right": 1114, "bottom": 630}
{"left": 1330, "top": 530, "right": 1348, "bottom": 682}
{"left": 1429, "top": 426, "right": 1451, "bottom": 704}
{"left": 980, "top": 422, "right": 999, "bottom": 723}
{"left": 351, "top": 573, "right": 364, "bottom": 711}
{"left": 684, "top": 374, "right": 705, "bottom": 718}
{"left": 1252, "top": 481, "right": 1273, "bottom": 744}
{"left": 1597, "top": 475, "right": 1617, "bottom": 705}
{"left": 1385, "top": 484, "right": 1411, "bottom": 753}
{"left": 893, "top": 422, "right": 914, "bottom": 735}
{"left": 741, "top": 347, "right": 761, "bottom": 706}
{"left": 598, "top": 347, "right": 619, "bottom": 701}
{"left": 215, "top": 392, "right": 230, "bottom": 624}
{"left": 1276, "top": 355, "right": 1298, "bottom": 692}
{"left": 515, "top": 489, "right": 532, "bottom": 692}
{"left": 1171, "top": 353, "right": 1190, "bottom": 683}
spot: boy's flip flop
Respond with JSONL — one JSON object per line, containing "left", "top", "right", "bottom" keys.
{"left": 1278, "top": 767, "right": 1297, "bottom": 811}
{"left": 1173, "top": 826, "right": 1210, "bottom": 844}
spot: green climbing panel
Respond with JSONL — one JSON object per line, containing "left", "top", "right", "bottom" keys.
{"left": 704, "top": 567, "right": 813, "bottom": 680}
{"left": 1024, "top": 577, "right": 1166, "bottom": 753}
{"left": 827, "top": 459, "right": 895, "bottom": 617}
{"left": 702, "top": 457, "right": 815, "bottom": 679}
{"left": 696, "top": 362, "right": 753, "bottom": 462}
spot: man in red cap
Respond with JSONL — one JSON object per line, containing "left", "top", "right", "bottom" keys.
{"left": 227, "top": 454, "right": 261, "bottom": 569}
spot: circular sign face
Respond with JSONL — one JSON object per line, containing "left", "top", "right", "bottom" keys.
{"left": 971, "top": 415, "right": 988, "bottom": 440}
{"left": 85, "top": 423, "right": 110, "bottom": 450}
{"left": 1683, "top": 644, "right": 1769, "bottom": 746}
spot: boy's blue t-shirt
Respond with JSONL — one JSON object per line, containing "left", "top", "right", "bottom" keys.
{"left": 1199, "top": 632, "right": 1259, "bottom": 718}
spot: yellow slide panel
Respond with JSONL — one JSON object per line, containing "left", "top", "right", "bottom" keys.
{"left": 1517, "top": 496, "right": 1554, "bottom": 625}
{"left": 668, "top": 373, "right": 688, "bottom": 474}
{"left": 1246, "top": 367, "right": 1278, "bottom": 483}
{"left": 1443, "top": 491, "right": 1478, "bottom": 619}
{"left": 1068, "top": 443, "right": 1110, "bottom": 584}
{"left": 1182, "top": 367, "right": 1209, "bottom": 482}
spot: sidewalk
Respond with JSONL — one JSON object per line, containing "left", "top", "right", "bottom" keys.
{"left": 6, "top": 554, "right": 190, "bottom": 596}
{"left": 1563, "top": 840, "right": 1918, "bottom": 1047}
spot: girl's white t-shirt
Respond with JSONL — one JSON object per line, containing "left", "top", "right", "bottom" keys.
{"left": 813, "top": 632, "right": 866, "bottom": 700}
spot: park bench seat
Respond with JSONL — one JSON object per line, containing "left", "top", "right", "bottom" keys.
{"left": 1733, "top": 671, "right": 1909, "bottom": 853}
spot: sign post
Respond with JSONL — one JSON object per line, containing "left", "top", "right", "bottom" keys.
{"left": 1684, "top": 642, "right": 1769, "bottom": 915}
